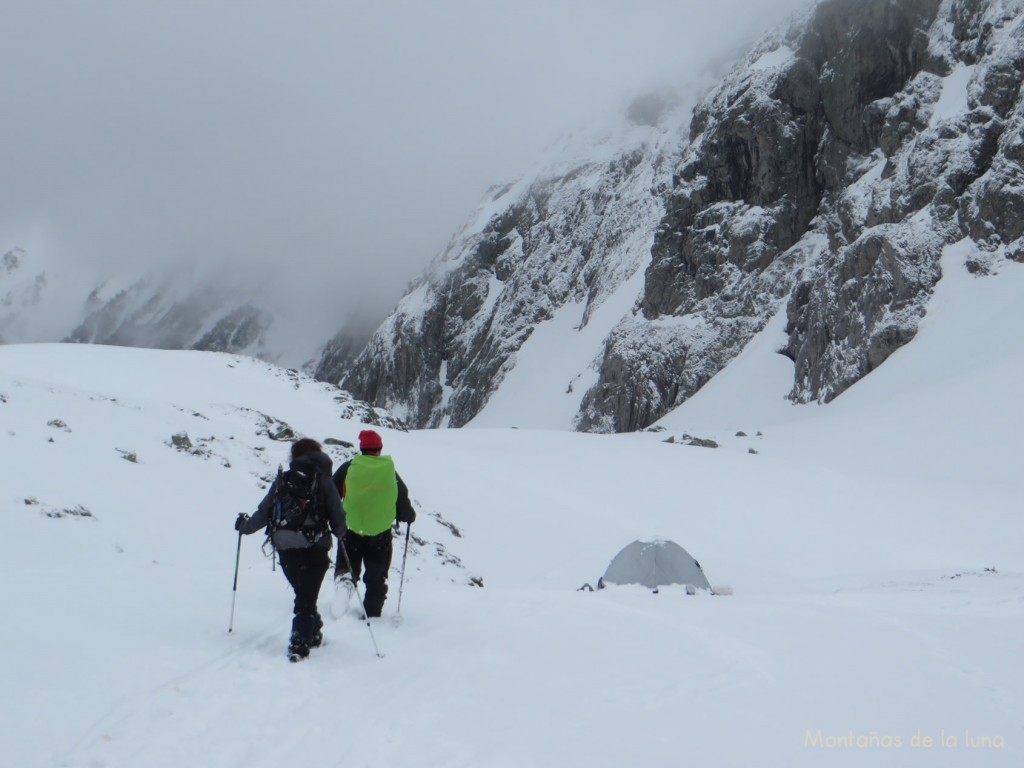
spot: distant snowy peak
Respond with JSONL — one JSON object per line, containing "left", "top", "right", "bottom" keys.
{"left": 336, "top": 0, "right": 1024, "bottom": 432}
{"left": 0, "top": 249, "right": 291, "bottom": 362}
{"left": 67, "top": 276, "right": 273, "bottom": 359}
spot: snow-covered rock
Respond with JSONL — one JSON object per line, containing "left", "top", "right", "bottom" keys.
{"left": 337, "top": 0, "right": 1024, "bottom": 431}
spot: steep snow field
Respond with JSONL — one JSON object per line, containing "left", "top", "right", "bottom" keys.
{"left": 2, "top": 246, "right": 1021, "bottom": 767}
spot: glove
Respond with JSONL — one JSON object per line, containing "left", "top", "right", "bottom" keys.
{"left": 396, "top": 507, "right": 416, "bottom": 524}
{"left": 234, "top": 513, "right": 249, "bottom": 532}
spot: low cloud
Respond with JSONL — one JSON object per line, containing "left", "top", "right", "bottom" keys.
{"left": 0, "top": 0, "right": 810, "bottom": 337}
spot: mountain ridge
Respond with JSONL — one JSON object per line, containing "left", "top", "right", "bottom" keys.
{"left": 3, "top": 0, "right": 1021, "bottom": 434}
{"left": 338, "top": 0, "right": 1024, "bottom": 432}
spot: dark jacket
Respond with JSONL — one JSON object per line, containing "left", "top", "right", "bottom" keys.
{"left": 333, "top": 454, "right": 415, "bottom": 532}
{"left": 242, "top": 451, "right": 346, "bottom": 550}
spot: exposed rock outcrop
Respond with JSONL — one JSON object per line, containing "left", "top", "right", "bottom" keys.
{"left": 338, "top": 125, "right": 682, "bottom": 427}
{"left": 338, "top": 0, "right": 1024, "bottom": 430}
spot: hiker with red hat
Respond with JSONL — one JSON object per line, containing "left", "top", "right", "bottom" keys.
{"left": 331, "top": 429, "right": 416, "bottom": 618}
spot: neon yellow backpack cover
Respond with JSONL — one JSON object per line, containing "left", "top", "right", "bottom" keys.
{"left": 343, "top": 454, "right": 399, "bottom": 535}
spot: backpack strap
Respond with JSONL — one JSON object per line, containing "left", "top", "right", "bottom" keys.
{"left": 271, "top": 464, "right": 284, "bottom": 533}
{"left": 261, "top": 465, "right": 284, "bottom": 561}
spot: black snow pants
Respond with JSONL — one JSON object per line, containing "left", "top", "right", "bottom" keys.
{"left": 338, "top": 529, "right": 393, "bottom": 618}
{"left": 278, "top": 546, "right": 330, "bottom": 644}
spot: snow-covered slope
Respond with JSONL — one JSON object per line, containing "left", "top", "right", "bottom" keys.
{"left": 8, "top": 0, "right": 1021, "bottom": 440}
{"left": 3, "top": 239, "right": 1022, "bottom": 766}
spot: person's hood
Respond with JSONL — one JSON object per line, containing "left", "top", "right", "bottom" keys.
{"left": 290, "top": 450, "right": 333, "bottom": 477}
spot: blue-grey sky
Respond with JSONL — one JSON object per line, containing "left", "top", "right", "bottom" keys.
{"left": 1, "top": 0, "right": 809, "bottom": 331}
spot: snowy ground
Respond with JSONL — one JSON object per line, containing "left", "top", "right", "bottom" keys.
{"left": 2, "top": 246, "right": 1021, "bottom": 767}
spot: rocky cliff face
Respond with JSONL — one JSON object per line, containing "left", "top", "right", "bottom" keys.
{"left": 334, "top": 119, "right": 685, "bottom": 427}
{"left": 778, "top": 0, "right": 1024, "bottom": 403}
{"left": 336, "top": 0, "right": 1024, "bottom": 432}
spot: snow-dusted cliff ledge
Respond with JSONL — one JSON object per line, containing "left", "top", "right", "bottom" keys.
{"left": 337, "top": 0, "right": 1024, "bottom": 432}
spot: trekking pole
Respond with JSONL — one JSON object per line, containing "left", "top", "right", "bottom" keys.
{"left": 394, "top": 523, "right": 411, "bottom": 625}
{"left": 228, "top": 530, "right": 243, "bottom": 633}
{"left": 337, "top": 538, "right": 385, "bottom": 658}
{"left": 270, "top": 465, "right": 283, "bottom": 572}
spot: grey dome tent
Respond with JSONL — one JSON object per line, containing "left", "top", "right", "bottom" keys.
{"left": 598, "top": 540, "right": 712, "bottom": 592}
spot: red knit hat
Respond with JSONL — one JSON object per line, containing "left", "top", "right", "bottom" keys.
{"left": 358, "top": 429, "right": 383, "bottom": 451}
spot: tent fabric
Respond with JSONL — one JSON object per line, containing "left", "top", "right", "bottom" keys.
{"left": 601, "top": 539, "right": 711, "bottom": 591}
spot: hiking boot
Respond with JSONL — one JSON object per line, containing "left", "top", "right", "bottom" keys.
{"left": 288, "top": 639, "right": 310, "bottom": 662}
{"left": 309, "top": 613, "right": 324, "bottom": 647}
{"left": 330, "top": 575, "right": 356, "bottom": 620}
{"left": 289, "top": 612, "right": 319, "bottom": 653}
{"left": 335, "top": 572, "right": 355, "bottom": 588}
{"left": 364, "top": 594, "right": 385, "bottom": 619}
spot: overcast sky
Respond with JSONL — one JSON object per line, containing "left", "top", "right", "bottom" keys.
{"left": 1, "top": 0, "right": 809, "bottom": 333}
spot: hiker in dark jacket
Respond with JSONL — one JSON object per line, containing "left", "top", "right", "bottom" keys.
{"left": 235, "top": 438, "right": 345, "bottom": 659}
{"left": 332, "top": 429, "right": 415, "bottom": 618}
